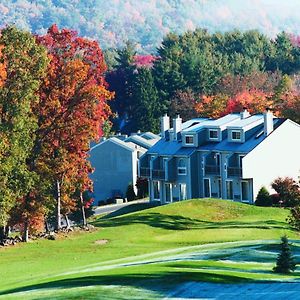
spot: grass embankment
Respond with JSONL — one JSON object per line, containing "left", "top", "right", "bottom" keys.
{"left": 0, "top": 199, "right": 299, "bottom": 299}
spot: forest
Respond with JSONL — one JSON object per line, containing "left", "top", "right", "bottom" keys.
{"left": 1, "top": 0, "right": 300, "bottom": 52}
{"left": 0, "top": 23, "right": 300, "bottom": 243}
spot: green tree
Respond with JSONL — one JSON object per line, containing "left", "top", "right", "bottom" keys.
{"left": 273, "top": 235, "right": 296, "bottom": 274}
{"left": 255, "top": 187, "right": 272, "bottom": 207}
{"left": 126, "top": 183, "right": 136, "bottom": 202}
{"left": 0, "top": 26, "right": 48, "bottom": 240}
{"left": 131, "top": 67, "right": 161, "bottom": 132}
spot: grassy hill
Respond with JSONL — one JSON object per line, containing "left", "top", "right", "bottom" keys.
{"left": 0, "top": 199, "right": 299, "bottom": 299}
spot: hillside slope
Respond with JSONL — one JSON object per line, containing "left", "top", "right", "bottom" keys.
{"left": 0, "top": 0, "right": 300, "bottom": 52}
{"left": 0, "top": 198, "right": 297, "bottom": 298}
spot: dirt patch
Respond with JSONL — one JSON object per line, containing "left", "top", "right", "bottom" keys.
{"left": 94, "top": 239, "right": 108, "bottom": 245}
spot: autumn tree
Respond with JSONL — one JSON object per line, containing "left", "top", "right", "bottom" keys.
{"left": 0, "top": 26, "right": 48, "bottom": 240}
{"left": 169, "top": 89, "right": 198, "bottom": 121}
{"left": 195, "top": 94, "right": 228, "bottom": 118}
{"left": 33, "top": 25, "right": 113, "bottom": 231}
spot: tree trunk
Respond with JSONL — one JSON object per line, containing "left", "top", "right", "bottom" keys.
{"left": 45, "top": 220, "right": 50, "bottom": 233}
{"left": 65, "top": 214, "right": 70, "bottom": 229}
{"left": 0, "top": 226, "right": 6, "bottom": 241}
{"left": 56, "top": 180, "right": 62, "bottom": 231}
{"left": 5, "top": 226, "right": 10, "bottom": 237}
{"left": 80, "top": 192, "right": 87, "bottom": 227}
{"left": 23, "top": 220, "right": 29, "bottom": 242}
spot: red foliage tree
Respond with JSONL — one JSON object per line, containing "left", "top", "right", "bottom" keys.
{"left": 32, "top": 25, "right": 113, "bottom": 230}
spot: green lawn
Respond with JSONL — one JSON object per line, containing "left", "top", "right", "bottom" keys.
{"left": 0, "top": 198, "right": 299, "bottom": 299}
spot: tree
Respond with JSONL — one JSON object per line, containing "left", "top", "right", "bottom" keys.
{"left": 34, "top": 24, "right": 113, "bottom": 231}
{"left": 131, "top": 67, "right": 161, "bottom": 132}
{"left": 169, "top": 89, "right": 198, "bottom": 121}
{"left": 255, "top": 187, "right": 272, "bottom": 207}
{"left": 271, "top": 177, "right": 300, "bottom": 207}
{"left": 126, "top": 183, "right": 136, "bottom": 202}
{"left": 273, "top": 235, "right": 296, "bottom": 274}
{"left": 194, "top": 94, "right": 228, "bottom": 118}
{"left": 0, "top": 26, "right": 48, "bottom": 240}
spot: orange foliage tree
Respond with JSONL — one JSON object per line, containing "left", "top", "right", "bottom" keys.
{"left": 194, "top": 94, "right": 228, "bottom": 118}
{"left": 30, "top": 25, "right": 113, "bottom": 231}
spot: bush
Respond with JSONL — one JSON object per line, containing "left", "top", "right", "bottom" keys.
{"left": 273, "top": 235, "right": 296, "bottom": 274}
{"left": 271, "top": 177, "right": 300, "bottom": 207}
{"left": 255, "top": 187, "right": 272, "bottom": 206}
{"left": 136, "top": 177, "right": 148, "bottom": 199}
{"left": 126, "top": 183, "right": 136, "bottom": 201}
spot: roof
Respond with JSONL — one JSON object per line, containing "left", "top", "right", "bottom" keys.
{"left": 90, "top": 137, "right": 138, "bottom": 152}
{"left": 227, "top": 114, "right": 264, "bottom": 131}
{"left": 146, "top": 116, "right": 286, "bottom": 156}
{"left": 140, "top": 132, "right": 160, "bottom": 140}
{"left": 200, "top": 118, "right": 286, "bottom": 153}
{"left": 182, "top": 114, "right": 241, "bottom": 133}
{"left": 125, "top": 134, "right": 159, "bottom": 149}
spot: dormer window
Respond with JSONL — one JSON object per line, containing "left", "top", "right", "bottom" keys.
{"left": 231, "top": 130, "right": 241, "bottom": 141}
{"left": 185, "top": 135, "right": 194, "bottom": 145}
{"left": 209, "top": 129, "right": 218, "bottom": 140}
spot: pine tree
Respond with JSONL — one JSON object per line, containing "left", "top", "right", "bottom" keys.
{"left": 255, "top": 187, "right": 272, "bottom": 207}
{"left": 273, "top": 235, "right": 296, "bottom": 274}
{"left": 131, "top": 67, "right": 161, "bottom": 133}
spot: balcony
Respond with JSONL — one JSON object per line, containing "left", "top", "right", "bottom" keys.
{"left": 205, "top": 165, "right": 220, "bottom": 176}
{"left": 227, "top": 167, "right": 242, "bottom": 177}
{"left": 140, "top": 167, "right": 150, "bottom": 177}
{"left": 152, "top": 169, "right": 165, "bottom": 180}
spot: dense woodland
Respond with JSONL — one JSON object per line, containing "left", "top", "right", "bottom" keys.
{"left": 0, "top": 23, "right": 300, "bottom": 243}
{"left": 108, "top": 29, "right": 300, "bottom": 134}
{"left": 1, "top": 0, "right": 300, "bottom": 52}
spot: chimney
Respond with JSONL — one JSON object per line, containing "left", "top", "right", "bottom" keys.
{"left": 264, "top": 108, "right": 274, "bottom": 136}
{"left": 173, "top": 115, "right": 182, "bottom": 141}
{"left": 161, "top": 113, "right": 170, "bottom": 139}
{"left": 240, "top": 107, "right": 250, "bottom": 119}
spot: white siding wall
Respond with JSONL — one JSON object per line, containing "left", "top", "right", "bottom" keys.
{"left": 243, "top": 120, "right": 300, "bottom": 200}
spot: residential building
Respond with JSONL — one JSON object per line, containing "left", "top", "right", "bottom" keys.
{"left": 90, "top": 132, "right": 160, "bottom": 204}
{"left": 139, "top": 110, "right": 300, "bottom": 204}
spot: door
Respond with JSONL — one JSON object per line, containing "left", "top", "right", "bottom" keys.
{"left": 217, "top": 179, "right": 222, "bottom": 198}
{"left": 165, "top": 183, "right": 172, "bottom": 203}
{"left": 179, "top": 183, "right": 187, "bottom": 200}
{"left": 241, "top": 181, "right": 249, "bottom": 201}
{"left": 226, "top": 180, "right": 233, "bottom": 200}
{"left": 204, "top": 178, "right": 211, "bottom": 198}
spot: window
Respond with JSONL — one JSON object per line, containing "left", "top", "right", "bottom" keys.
{"left": 204, "top": 178, "right": 211, "bottom": 198}
{"left": 209, "top": 129, "right": 218, "bottom": 140}
{"left": 241, "top": 181, "right": 249, "bottom": 201}
{"left": 179, "top": 183, "right": 187, "bottom": 200}
{"left": 231, "top": 130, "right": 241, "bottom": 140}
{"left": 178, "top": 158, "right": 187, "bottom": 175}
{"left": 153, "top": 181, "right": 160, "bottom": 200}
{"left": 185, "top": 135, "right": 194, "bottom": 145}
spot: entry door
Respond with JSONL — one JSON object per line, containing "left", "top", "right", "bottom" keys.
{"left": 241, "top": 181, "right": 249, "bottom": 201}
{"left": 226, "top": 180, "right": 233, "bottom": 200}
{"left": 217, "top": 179, "right": 222, "bottom": 198}
{"left": 204, "top": 178, "right": 211, "bottom": 198}
{"left": 165, "top": 183, "right": 172, "bottom": 203}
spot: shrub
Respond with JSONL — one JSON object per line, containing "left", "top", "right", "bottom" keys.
{"left": 126, "top": 183, "right": 136, "bottom": 201}
{"left": 273, "top": 235, "right": 296, "bottom": 274}
{"left": 136, "top": 177, "right": 148, "bottom": 199}
{"left": 255, "top": 187, "right": 272, "bottom": 206}
{"left": 271, "top": 177, "right": 300, "bottom": 207}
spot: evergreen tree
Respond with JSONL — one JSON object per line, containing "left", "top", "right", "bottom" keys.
{"left": 131, "top": 67, "right": 161, "bottom": 133}
{"left": 126, "top": 183, "right": 136, "bottom": 202}
{"left": 255, "top": 187, "right": 272, "bottom": 207}
{"left": 273, "top": 235, "right": 296, "bottom": 274}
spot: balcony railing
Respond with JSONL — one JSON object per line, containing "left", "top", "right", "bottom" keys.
{"left": 227, "top": 167, "right": 242, "bottom": 177}
{"left": 140, "top": 167, "right": 150, "bottom": 177}
{"left": 205, "top": 165, "right": 220, "bottom": 176}
{"left": 152, "top": 169, "right": 165, "bottom": 180}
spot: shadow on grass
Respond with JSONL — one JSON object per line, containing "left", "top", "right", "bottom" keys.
{"left": 101, "top": 202, "right": 159, "bottom": 219}
{"left": 93, "top": 212, "right": 290, "bottom": 231}
{"left": 0, "top": 270, "right": 255, "bottom": 297}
